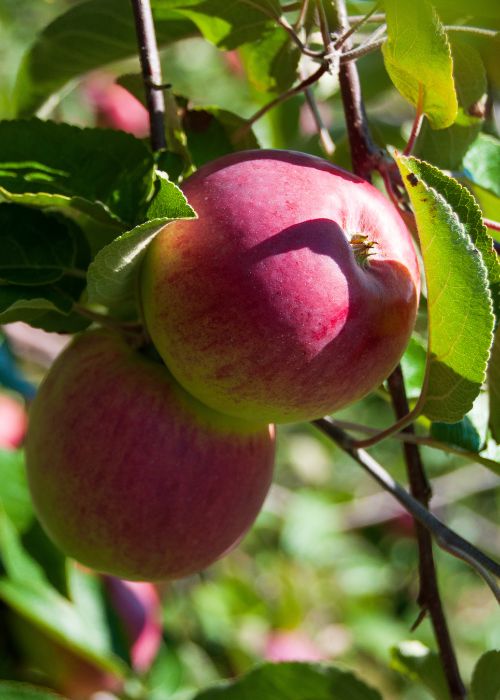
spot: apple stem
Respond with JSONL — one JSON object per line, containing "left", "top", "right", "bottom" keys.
{"left": 130, "top": 0, "right": 167, "bottom": 153}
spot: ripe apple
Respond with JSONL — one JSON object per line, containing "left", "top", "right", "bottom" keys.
{"left": 0, "top": 393, "right": 27, "bottom": 449}
{"left": 141, "top": 149, "right": 420, "bottom": 424}
{"left": 25, "top": 330, "right": 275, "bottom": 581}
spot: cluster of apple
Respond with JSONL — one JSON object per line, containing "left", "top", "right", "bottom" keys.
{"left": 25, "top": 149, "right": 420, "bottom": 582}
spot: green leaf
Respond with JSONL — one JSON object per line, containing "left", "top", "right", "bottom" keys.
{"left": 395, "top": 155, "right": 495, "bottom": 422}
{"left": 0, "top": 449, "right": 33, "bottom": 533}
{"left": 0, "top": 204, "right": 87, "bottom": 286}
{"left": 414, "top": 111, "right": 481, "bottom": 172}
{"left": 382, "top": 0, "right": 458, "bottom": 129}
{"left": 401, "top": 336, "right": 427, "bottom": 399}
{"left": 13, "top": 0, "right": 195, "bottom": 118}
{"left": 471, "top": 650, "right": 500, "bottom": 700}
{"left": 0, "top": 682, "right": 68, "bottom": 700}
{"left": 153, "top": 0, "right": 278, "bottom": 49}
{"left": 414, "top": 38, "right": 486, "bottom": 170}
{"left": 183, "top": 106, "right": 260, "bottom": 166}
{"left": 463, "top": 134, "right": 500, "bottom": 199}
{"left": 489, "top": 327, "right": 500, "bottom": 443}
{"left": 192, "top": 662, "right": 383, "bottom": 699}
{"left": 0, "top": 507, "right": 126, "bottom": 678}
{"left": 0, "top": 119, "right": 154, "bottom": 226}
{"left": 391, "top": 641, "right": 451, "bottom": 700}
{"left": 0, "top": 204, "right": 90, "bottom": 332}
{"left": 239, "top": 26, "right": 300, "bottom": 92}
{"left": 86, "top": 173, "right": 195, "bottom": 311}
{"left": 430, "top": 416, "right": 482, "bottom": 452}
{"left": 450, "top": 39, "right": 487, "bottom": 115}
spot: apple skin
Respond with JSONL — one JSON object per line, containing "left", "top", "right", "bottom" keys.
{"left": 25, "top": 330, "right": 275, "bottom": 581}
{"left": 141, "top": 149, "right": 420, "bottom": 424}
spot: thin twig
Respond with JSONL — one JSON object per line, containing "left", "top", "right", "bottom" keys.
{"left": 294, "top": 0, "right": 309, "bottom": 30}
{"left": 300, "top": 65, "right": 335, "bottom": 156}
{"left": 484, "top": 218, "right": 500, "bottom": 233}
{"left": 333, "top": 2, "right": 381, "bottom": 49}
{"left": 313, "top": 418, "right": 500, "bottom": 600}
{"left": 330, "top": 418, "right": 500, "bottom": 474}
{"left": 130, "top": 0, "right": 166, "bottom": 152}
{"left": 445, "top": 25, "right": 498, "bottom": 37}
{"left": 234, "top": 64, "right": 328, "bottom": 141}
{"left": 339, "top": 36, "right": 385, "bottom": 63}
{"left": 349, "top": 12, "right": 386, "bottom": 24}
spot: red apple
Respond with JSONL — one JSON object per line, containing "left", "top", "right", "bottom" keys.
{"left": 0, "top": 393, "right": 27, "bottom": 449}
{"left": 103, "top": 577, "right": 162, "bottom": 671}
{"left": 84, "top": 75, "right": 149, "bottom": 137}
{"left": 25, "top": 330, "right": 275, "bottom": 581}
{"left": 141, "top": 150, "right": 420, "bottom": 424}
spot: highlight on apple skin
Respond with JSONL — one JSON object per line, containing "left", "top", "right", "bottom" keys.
{"left": 141, "top": 149, "right": 420, "bottom": 424}
{"left": 25, "top": 330, "right": 275, "bottom": 581}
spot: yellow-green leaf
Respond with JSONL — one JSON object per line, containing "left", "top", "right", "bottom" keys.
{"left": 396, "top": 155, "right": 495, "bottom": 422}
{"left": 382, "top": 0, "right": 458, "bottom": 129}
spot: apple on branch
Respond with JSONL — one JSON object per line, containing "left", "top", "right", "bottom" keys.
{"left": 25, "top": 330, "right": 275, "bottom": 581}
{"left": 141, "top": 149, "right": 420, "bottom": 424}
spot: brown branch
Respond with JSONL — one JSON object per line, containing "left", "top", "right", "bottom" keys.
{"left": 332, "top": 0, "right": 382, "bottom": 181}
{"left": 130, "top": 0, "right": 166, "bottom": 152}
{"left": 387, "top": 366, "right": 466, "bottom": 699}
{"left": 313, "top": 418, "right": 500, "bottom": 595}
{"left": 329, "top": 1, "right": 468, "bottom": 695}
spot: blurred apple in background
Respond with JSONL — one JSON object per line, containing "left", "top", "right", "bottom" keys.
{"left": 0, "top": 393, "right": 27, "bottom": 449}
{"left": 9, "top": 571, "right": 163, "bottom": 699}
{"left": 103, "top": 577, "right": 163, "bottom": 672}
{"left": 83, "top": 74, "right": 149, "bottom": 137}
{"left": 265, "top": 630, "right": 324, "bottom": 663}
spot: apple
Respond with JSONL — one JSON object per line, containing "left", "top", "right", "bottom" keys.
{"left": 84, "top": 74, "right": 149, "bottom": 137}
{"left": 0, "top": 393, "right": 27, "bottom": 449}
{"left": 25, "top": 330, "right": 275, "bottom": 581}
{"left": 9, "top": 573, "right": 161, "bottom": 698}
{"left": 265, "top": 630, "right": 324, "bottom": 663}
{"left": 103, "top": 577, "right": 163, "bottom": 671}
{"left": 140, "top": 149, "right": 420, "bottom": 424}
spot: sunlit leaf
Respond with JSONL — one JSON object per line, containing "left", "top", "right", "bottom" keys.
{"left": 396, "top": 155, "right": 495, "bottom": 422}
{"left": 382, "top": 0, "right": 458, "bottom": 129}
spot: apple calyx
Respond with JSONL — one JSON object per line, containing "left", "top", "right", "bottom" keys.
{"left": 349, "top": 233, "right": 377, "bottom": 267}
